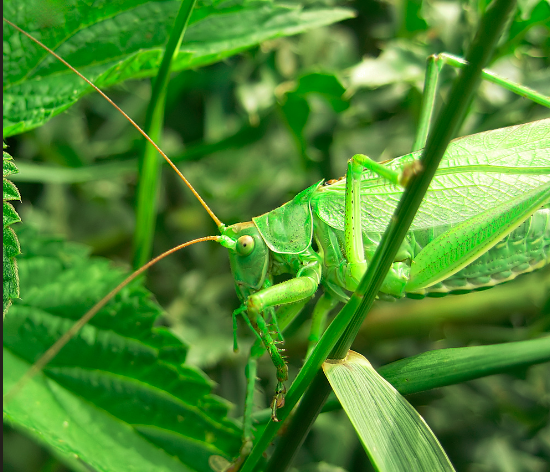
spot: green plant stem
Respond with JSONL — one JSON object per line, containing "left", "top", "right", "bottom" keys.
{"left": 132, "top": 0, "right": 198, "bottom": 269}
{"left": 241, "top": 0, "right": 518, "bottom": 471}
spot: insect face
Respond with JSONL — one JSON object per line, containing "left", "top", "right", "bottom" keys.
{"left": 223, "top": 222, "right": 270, "bottom": 300}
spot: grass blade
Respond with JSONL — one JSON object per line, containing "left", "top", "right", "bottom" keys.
{"left": 323, "top": 351, "right": 454, "bottom": 472}
{"left": 379, "top": 336, "right": 550, "bottom": 395}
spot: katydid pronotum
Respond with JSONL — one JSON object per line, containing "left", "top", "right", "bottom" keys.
{"left": 4, "top": 15, "right": 550, "bottom": 468}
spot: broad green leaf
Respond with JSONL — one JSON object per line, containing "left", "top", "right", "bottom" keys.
{"left": 280, "top": 72, "right": 348, "bottom": 160}
{"left": 3, "top": 227, "right": 241, "bottom": 472}
{"left": 291, "top": 72, "right": 348, "bottom": 113}
{"left": 3, "top": 0, "right": 354, "bottom": 137}
{"left": 323, "top": 350, "right": 454, "bottom": 472}
{"left": 3, "top": 145, "right": 21, "bottom": 318}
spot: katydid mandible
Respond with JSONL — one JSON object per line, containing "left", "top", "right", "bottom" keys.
{"left": 4, "top": 18, "right": 550, "bottom": 453}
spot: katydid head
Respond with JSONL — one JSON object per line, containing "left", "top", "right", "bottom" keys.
{"left": 220, "top": 222, "right": 270, "bottom": 301}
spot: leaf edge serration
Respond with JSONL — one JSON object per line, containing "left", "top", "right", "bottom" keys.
{"left": 3, "top": 143, "right": 22, "bottom": 318}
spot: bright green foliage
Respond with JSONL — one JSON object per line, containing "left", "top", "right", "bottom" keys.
{"left": 3, "top": 145, "right": 21, "bottom": 318}
{"left": 2, "top": 0, "right": 354, "bottom": 137}
{"left": 323, "top": 351, "right": 454, "bottom": 472}
{"left": 3, "top": 228, "right": 242, "bottom": 471}
{"left": 280, "top": 73, "right": 349, "bottom": 162}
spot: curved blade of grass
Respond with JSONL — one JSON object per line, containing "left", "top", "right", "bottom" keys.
{"left": 133, "top": 0, "right": 197, "bottom": 269}
{"left": 323, "top": 351, "right": 454, "bottom": 472}
{"left": 378, "top": 336, "right": 550, "bottom": 395}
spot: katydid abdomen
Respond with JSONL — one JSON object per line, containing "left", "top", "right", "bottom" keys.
{"left": 406, "top": 205, "right": 550, "bottom": 296}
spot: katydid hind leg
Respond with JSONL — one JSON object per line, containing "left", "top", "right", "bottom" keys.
{"left": 343, "top": 156, "right": 368, "bottom": 287}
{"left": 342, "top": 154, "right": 410, "bottom": 293}
{"left": 414, "top": 52, "right": 550, "bottom": 152}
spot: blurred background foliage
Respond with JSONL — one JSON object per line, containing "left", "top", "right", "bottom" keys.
{"left": 5, "top": 0, "right": 550, "bottom": 470}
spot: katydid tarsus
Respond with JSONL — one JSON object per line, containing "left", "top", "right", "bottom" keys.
{"left": 4, "top": 16, "right": 550, "bottom": 463}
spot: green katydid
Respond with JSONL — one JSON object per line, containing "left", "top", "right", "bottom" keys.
{"left": 219, "top": 118, "right": 550, "bottom": 429}
{"left": 4, "top": 17, "right": 550, "bottom": 465}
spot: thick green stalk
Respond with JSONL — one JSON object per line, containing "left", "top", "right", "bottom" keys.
{"left": 241, "top": 1, "right": 518, "bottom": 471}
{"left": 132, "top": 0, "right": 198, "bottom": 269}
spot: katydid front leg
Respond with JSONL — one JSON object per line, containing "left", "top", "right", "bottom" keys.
{"left": 243, "top": 268, "right": 321, "bottom": 419}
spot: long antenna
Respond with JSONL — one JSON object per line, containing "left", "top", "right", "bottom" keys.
{"left": 3, "top": 235, "right": 221, "bottom": 404}
{"left": 4, "top": 18, "right": 224, "bottom": 229}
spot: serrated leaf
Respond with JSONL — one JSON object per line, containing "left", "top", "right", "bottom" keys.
{"left": 3, "top": 227, "right": 242, "bottom": 472}
{"left": 3, "top": 178, "right": 20, "bottom": 201}
{"left": 323, "top": 351, "right": 454, "bottom": 472}
{"left": 3, "top": 0, "right": 354, "bottom": 137}
{"left": 3, "top": 148, "right": 21, "bottom": 317}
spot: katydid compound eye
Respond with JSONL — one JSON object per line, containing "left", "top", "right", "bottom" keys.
{"left": 236, "top": 235, "right": 254, "bottom": 256}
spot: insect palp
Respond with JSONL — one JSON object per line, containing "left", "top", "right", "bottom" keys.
{"left": 219, "top": 235, "right": 238, "bottom": 251}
